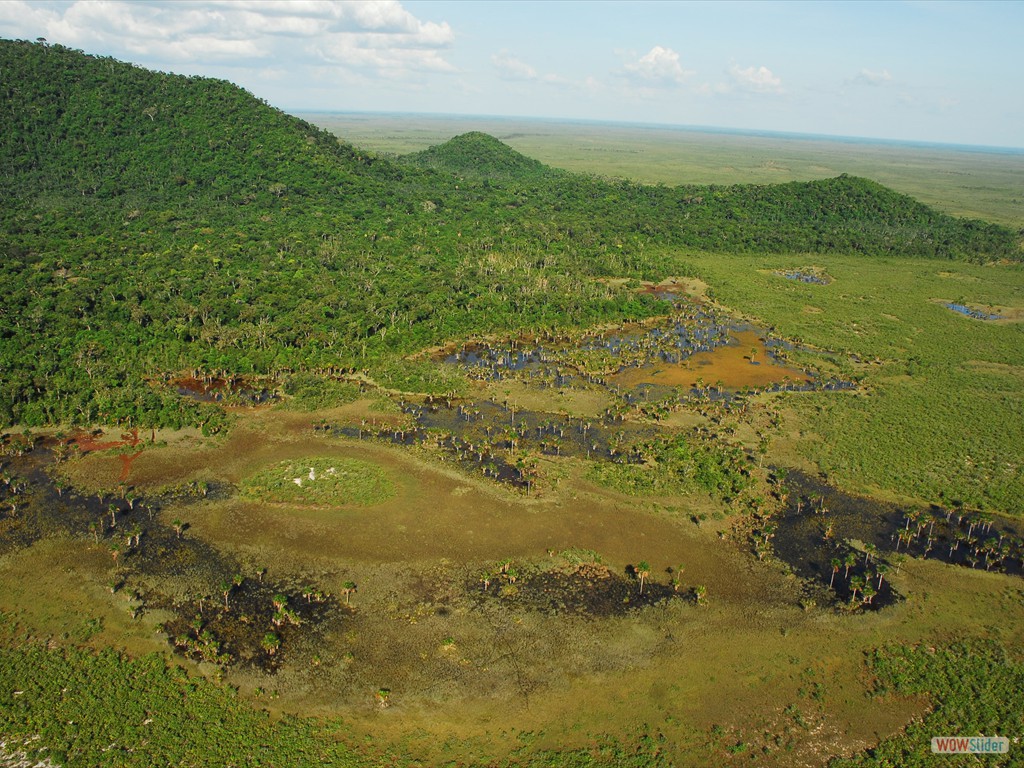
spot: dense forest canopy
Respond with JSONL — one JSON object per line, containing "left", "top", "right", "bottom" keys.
{"left": 0, "top": 38, "right": 1020, "bottom": 429}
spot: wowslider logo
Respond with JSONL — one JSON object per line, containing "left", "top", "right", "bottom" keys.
{"left": 931, "top": 736, "right": 1010, "bottom": 754}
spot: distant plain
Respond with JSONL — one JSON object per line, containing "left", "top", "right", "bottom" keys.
{"left": 298, "top": 112, "right": 1024, "bottom": 229}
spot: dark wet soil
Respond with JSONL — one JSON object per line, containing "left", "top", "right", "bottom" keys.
{"left": 772, "top": 470, "right": 1023, "bottom": 610}
{"left": 330, "top": 398, "right": 657, "bottom": 490}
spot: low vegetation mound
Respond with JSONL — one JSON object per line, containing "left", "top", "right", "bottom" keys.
{"left": 240, "top": 457, "right": 394, "bottom": 506}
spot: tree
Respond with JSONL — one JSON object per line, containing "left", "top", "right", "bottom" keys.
{"left": 863, "top": 542, "right": 877, "bottom": 565}
{"left": 849, "top": 575, "right": 865, "bottom": 604}
{"left": 670, "top": 563, "right": 684, "bottom": 592}
{"left": 341, "top": 581, "right": 357, "bottom": 605}
{"left": 261, "top": 632, "right": 281, "bottom": 656}
{"left": 694, "top": 584, "right": 708, "bottom": 606}
{"left": 829, "top": 557, "right": 841, "bottom": 589}
{"left": 843, "top": 552, "right": 856, "bottom": 579}
{"left": 636, "top": 561, "right": 651, "bottom": 594}
{"left": 875, "top": 563, "right": 889, "bottom": 589}
{"left": 861, "top": 583, "right": 877, "bottom": 605}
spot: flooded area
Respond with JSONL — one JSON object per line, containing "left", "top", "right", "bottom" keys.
{"left": 171, "top": 375, "right": 278, "bottom": 405}
{"left": 611, "top": 328, "right": 813, "bottom": 392}
{"left": 944, "top": 302, "right": 1003, "bottom": 320}
{"left": 438, "top": 298, "right": 852, "bottom": 401}
{"left": 776, "top": 270, "right": 831, "bottom": 285}
{"left": 773, "top": 470, "right": 1024, "bottom": 609}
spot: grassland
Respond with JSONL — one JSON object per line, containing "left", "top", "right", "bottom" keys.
{"left": 676, "top": 252, "right": 1024, "bottom": 514}
{"left": 299, "top": 112, "right": 1024, "bottom": 228}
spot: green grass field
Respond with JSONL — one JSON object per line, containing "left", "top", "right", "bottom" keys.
{"left": 298, "top": 112, "right": 1024, "bottom": 228}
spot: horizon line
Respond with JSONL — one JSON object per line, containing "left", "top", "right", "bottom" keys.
{"left": 289, "top": 109, "right": 1024, "bottom": 155}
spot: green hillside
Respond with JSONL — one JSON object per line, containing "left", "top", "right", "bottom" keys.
{"left": 0, "top": 38, "right": 1019, "bottom": 429}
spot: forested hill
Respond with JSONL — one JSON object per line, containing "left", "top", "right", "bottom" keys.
{"left": 401, "top": 131, "right": 559, "bottom": 180}
{"left": 0, "top": 38, "right": 1020, "bottom": 429}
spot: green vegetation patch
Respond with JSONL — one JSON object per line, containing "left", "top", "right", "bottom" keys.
{"left": 833, "top": 640, "right": 1024, "bottom": 767}
{"left": 0, "top": 640, "right": 362, "bottom": 768}
{"left": 588, "top": 434, "right": 751, "bottom": 500}
{"left": 240, "top": 457, "right": 394, "bottom": 506}
{"left": 279, "top": 374, "right": 361, "bottom": 411}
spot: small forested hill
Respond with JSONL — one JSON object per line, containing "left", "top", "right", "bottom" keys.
{"left": 0, "top": 38, "right": 1019, "bottom": 429}
{"left": 401, "top": 131, "right": 558, "bottom": 180}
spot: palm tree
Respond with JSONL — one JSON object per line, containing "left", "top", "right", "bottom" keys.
{"left": 636, "top": 561, "right": 651, "bottom": 594}
{"left": 863, "top": 542, "right": 877, "bottom": 565}
{"left": 861, "top": 583, "right": 877, "bottom": 605}
{"left": 670, "top": 564, "right": 684, "bottom": 592}
{"left": 843, "top": 552, "right": 856, "bottom": 579}
{"left": 849, "top": 575, "right": 864, "bottom": 603}
{"left": 875, "top": 564, "right": 889, "bottom": 590}
{"left": 829, "top": 557, "right": 841, "bottom": 589}
{"left": 261, "top": 632, "right": 281, "bottom": 656}
{"left": 341, "top": 581, "right": 357, "bottom": 605}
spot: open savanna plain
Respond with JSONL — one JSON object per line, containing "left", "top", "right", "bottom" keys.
{"left": 3, "top": 250, "right": 1023, "bottom": 766}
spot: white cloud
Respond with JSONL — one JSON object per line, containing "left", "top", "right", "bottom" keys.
{"left": 729, "top": 64, "right": 783, "bottom": 93}
{"left": 0, "top": 0, "right": 455, "bottom": 74}
{"left": 622, "top": 45, "right": 693, "bottom": 86}
{"left": 855, "top": 68, "right": 893, "bottom": 86}
{"left": 492, "top": 51, "right": 538, "bottom": 81}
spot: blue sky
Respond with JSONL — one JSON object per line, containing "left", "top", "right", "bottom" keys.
{"left": 2, "top": 0, "right": 1021, "bottom": 147}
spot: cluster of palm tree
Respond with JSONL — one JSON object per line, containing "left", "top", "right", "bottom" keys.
{"left": 479, "top": 559, "right": 521, "bottom": 597}
{"left": 893, "top": 507, "right": 1021, "bottom": 573}
{"left": 825, "top": 542, "right": 890, "bottom": 608}
{"left": 173, "top": 617, "right": 227, "bottom": 664}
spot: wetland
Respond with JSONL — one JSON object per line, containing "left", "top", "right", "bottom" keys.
{"left": 4, "top": 265, "right": 1023, "bottom": 765}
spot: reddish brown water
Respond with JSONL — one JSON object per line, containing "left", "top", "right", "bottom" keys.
{"left": 611, "top": 329, "right": 811, "bottom": 391}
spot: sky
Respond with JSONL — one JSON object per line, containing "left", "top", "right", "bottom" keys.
{"left": 1, "top": 0, "right": 1021, "bottom": 148}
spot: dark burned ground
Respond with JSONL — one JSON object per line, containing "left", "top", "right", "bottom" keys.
{"left": 155, "top": 580, "right": 339, "bottom": 672}
{"left": 0, "top": 440, "right": 341, "bottom": 673}
{"left": 468, "top": 560, "right": 689, "bottom": 617}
